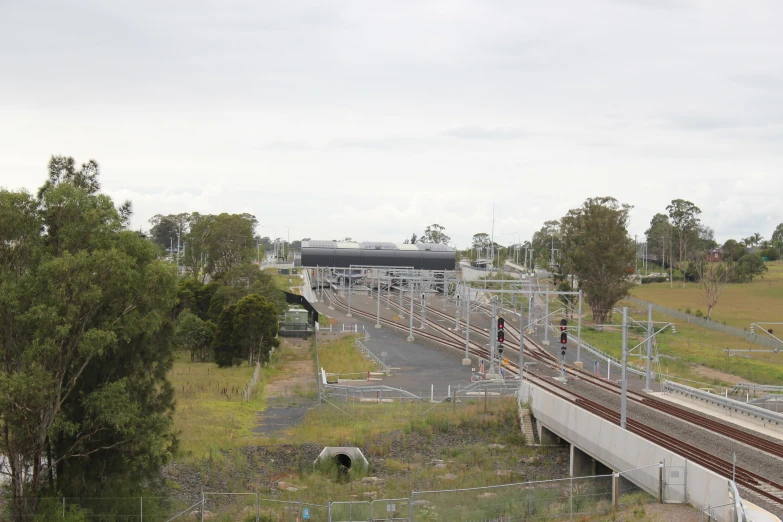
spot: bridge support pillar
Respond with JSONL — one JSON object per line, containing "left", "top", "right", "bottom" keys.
{"left": 570, "top": 445, "right": 596, "bottom": 477}
{"left": 538, "top": 425, "right": 561, "bottom": 446}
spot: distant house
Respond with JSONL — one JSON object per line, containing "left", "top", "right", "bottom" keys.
{"left": 706, "top": 248, "right": 723, "bottom": 262}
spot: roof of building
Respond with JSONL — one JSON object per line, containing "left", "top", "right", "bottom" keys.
{"left": 302, "top": 240, "right": 454, "bottom": 252}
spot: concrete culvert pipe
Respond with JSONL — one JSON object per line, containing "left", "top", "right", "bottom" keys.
{"left": 314, "top": 447, "right": 369, "bottom": 470}
{"left": 334, "top": 453, "right": 352, "bottom": 470}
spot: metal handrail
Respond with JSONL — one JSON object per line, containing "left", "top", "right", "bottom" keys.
{"left": 664, "top": 381, "right": 783, "bottom": 425}
{"left": 354, "top": 338, "right": 391, "bottom": 374}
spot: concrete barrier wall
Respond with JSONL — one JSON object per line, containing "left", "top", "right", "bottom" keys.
{"left": 524, "top": 382, "right": 732, "bottom": 521}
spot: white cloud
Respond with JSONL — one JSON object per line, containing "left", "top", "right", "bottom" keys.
{"left": 1, "top": 0, "right": 783, "bottom": 247}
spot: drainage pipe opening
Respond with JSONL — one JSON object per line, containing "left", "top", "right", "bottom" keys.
{"left": 334, "top": 453, "right": 352, "bottom": 470}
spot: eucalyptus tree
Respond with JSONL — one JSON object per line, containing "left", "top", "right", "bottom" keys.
{"left": 0, "top": 157, "right": 178, "bottom": 520}
{"left": 559, "top": 197, "right": 636, "bottom": 324}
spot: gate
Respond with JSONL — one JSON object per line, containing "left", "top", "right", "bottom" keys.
{"left": 329, "top": 501, "right": 371, "bottom": 522}
{"left": 665, "top": 465, "right": 687, "bottom": 503}
{"left": 370, "top": 498, "right": 412, "bottom": 521}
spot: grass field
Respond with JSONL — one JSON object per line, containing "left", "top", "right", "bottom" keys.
{"left": 263, "top": 267, "right": 302, "bottom": 293}
{"left": 315, "top": 334, "right": 376, "bottom": 376}
{"left": 566, "top": 262, "right": 783, "bottom": 386}
{"left": 169, "top": 353, "right": 272, "bottom": 459}
{"left": 631, "top": 261, "right": 783, "bottom": 328}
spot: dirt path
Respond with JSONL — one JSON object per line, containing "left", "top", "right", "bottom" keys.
{"left": 254, "top": 338, "right": 318, "bottom": 436}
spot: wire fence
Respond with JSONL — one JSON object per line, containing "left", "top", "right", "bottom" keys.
{"left": 3, "top": 469, "right": 668, "bottom": 522}
{"left": 412, "top": 475, "right": 616, "bottom": 521}
{"left": 627, "top": 297, "right": 780, "bottom": 350}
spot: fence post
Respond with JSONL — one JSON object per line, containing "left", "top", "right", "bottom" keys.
{"left": 453, "top": 390, "right": 456, "bottom": 412}
{"left": 484, "top": 387, "right": 488, "bottom": 413}
{"left": 659, "top": 461, "right": 664, "bottom": 503}
{"left": 62, "top": 497, "right": 65, "bottom": 519}
{"left": 256, "top": 493, "right": 259, "bottom": 522}
{"left": 570, "top": 477, "right": 573, "bottom": 520}
{"left": 140, "top": 496, "right": 143, "bottom": 522}
{"left": 612, "top": 473, "right": 619, "bottom": 508}
{"left": 201, "top": 492, "right": 205, "bottom": 522}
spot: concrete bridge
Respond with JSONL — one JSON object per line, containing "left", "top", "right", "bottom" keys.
{"left": 518, "top": 380, "right": 780, "bottom": 522}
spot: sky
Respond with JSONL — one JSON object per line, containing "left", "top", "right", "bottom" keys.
{"left": 1, "top": 0, "right": 782, "bottom": 249}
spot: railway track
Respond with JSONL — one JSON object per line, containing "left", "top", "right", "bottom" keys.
{"left": 325, "top": 286, "right": 783, "bottom": 509}
{"left": 525, "top": 372, "right": 783, "bottom": 509}
{"left": 388, "top": 290, "right": 783, "bottom": 464}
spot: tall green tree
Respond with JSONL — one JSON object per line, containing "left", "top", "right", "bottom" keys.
{"left": 212, "top": 304, "right": 237, "bottom": 367}
{"left": 644, "top": 213, "right": 672, "bottom": 281}
{"left": 0, "top": 157, "right": 178, "bottom": 520}
{"left": 419, "top": 224, "right": 451, "bottom": 245}
{"left": 181, "top": 212, "right": 257, "bottom": 280}
{"left": 148, "top": 213, "right": 190, "bottom": 251}
{"left": 666, "top": 199, "right": 701, "bottom": 276}
{"left": 722, "top": 239, "right": 745, "bottom": 262}
{"left": 560, "top": 197, "right": 636, "bottom": 324}
{"left": 231, "top": 295, "right": 279, "bottom": 366}
{"left": 176, "top": 312, "right": 215, "bottom": 362}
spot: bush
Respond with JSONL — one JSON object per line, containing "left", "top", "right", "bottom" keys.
{"left": 640, "top": 276, "right": 667, "bottom": 284}
{"left": 759, "top": 247, "right": 781, "bottom": 261}
{"left": 694, "top": 309, "right": 704, "bottom": 318}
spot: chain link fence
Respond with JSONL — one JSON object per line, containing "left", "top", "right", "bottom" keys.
{"left": 411, "top": 475, "right": 615, "bottom": 521}
{"left": 617, "top": 464, "right": 660, "bottom": 507}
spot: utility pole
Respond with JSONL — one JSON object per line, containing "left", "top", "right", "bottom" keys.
{"left": 346, "top": 269, "right": 352, "bottom": 318}
{"left": 621, "top": 306, "right": 629, "bottom": 429}
{"left": 490, "top": 203, "right": 495, "bottom": 267}
{"left": 644, "top": 303, "right": 653, "bottom": 392}
{"left": 576, "top": 290, "right": 583, "bottom": 363}
{"left": 543, "top": 290, "right": 550, "bottom": 345}
{"left": 420, "top": 290, "right": 426, "bottom": 329}
{"left": 315, "top": 322, "right": 321, "bottom": 405}
{"left": 463, "top": 285, "right": 471, "bottom": 366}
{"left": 375, "top": 273, "right": 381, "bottom": 329}
{"left": 489, "top": 296, "right": 498, "bottom": 374}
{"left": 519, "top": 293, "right": 525, "bottom": 373}
{"left": 407, "top": 280, "right": 415, "bottom": 342}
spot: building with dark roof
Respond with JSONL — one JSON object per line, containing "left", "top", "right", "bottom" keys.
{"left": 301, "top": 240, "right": 455, "bottom": 270}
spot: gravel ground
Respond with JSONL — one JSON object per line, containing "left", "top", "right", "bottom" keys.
{"left": 564, "top": 375, "right": 783, "bottom": 516}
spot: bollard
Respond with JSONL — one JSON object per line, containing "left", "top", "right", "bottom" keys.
{"left": 453, "top": 390, "right": 457, "bottom": 412}
{"left": 612, "top": 473, "right": 619, "bottom": 508}
{"left": 659, "top": 462, "right": 664, "bottom": 503}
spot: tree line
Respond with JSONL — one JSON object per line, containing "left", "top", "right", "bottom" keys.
{"left": 527, "top": 197, "right": 781, "bottom": 323}
{"left": 0, "top": 157, "right": 287, "bottom": 521}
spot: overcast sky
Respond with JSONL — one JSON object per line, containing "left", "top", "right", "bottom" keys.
{"left": 2, "top": 0, "right": 782, "bottom": 248}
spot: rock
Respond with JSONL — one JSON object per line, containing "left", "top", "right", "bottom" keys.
{"left": 438, "top": 473, "right": 458, "bottom": 481}
{"left": 412, "top": 500, "right": 430, "bottom": 507}
{"left": 477, "top": 493, "right": 497, "bottom": 499}
{"left": 350, "top": 495, "right": 359, "bottom": 500}
{"left": 519, "top": 456, "right": 542, "bottom": 465}
{"left": 277, "top": 481, "right": 300, "bottom": 492}
{"left": 488, "top": 444, "right": 506, "bottom": 450}
{"left": 496, "top": 470, "right": 513, "bottom": 477}
{"left": 360, "top": 477, "right": 385, "bottom": 485}
{"left": 430, "top": 459, "right": 446, "bottom": 469}
{"left": 361, "top": 491, "right": 378, "bottom": 500}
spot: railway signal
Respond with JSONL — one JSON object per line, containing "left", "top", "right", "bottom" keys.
{"left": 560, "top": 331, "right": 567, "bottom": 344}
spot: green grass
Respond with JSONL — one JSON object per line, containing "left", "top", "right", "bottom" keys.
{"left": 170, "top": 352, "right": 279, "bottom": 459}
{"left": 256, "top": 398, "right": 540, "bottom": 501}
{"left": 573, "top": 294, "right": 783, "bottom": 387}
{"left": 263, "top": 267, "right": 301, "bottom": 293}
{"left": 315, "top": 334, "right": 376, "bottom": 376}
{"left": 631, "top": 260, "right": 783, "bottom": 328}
